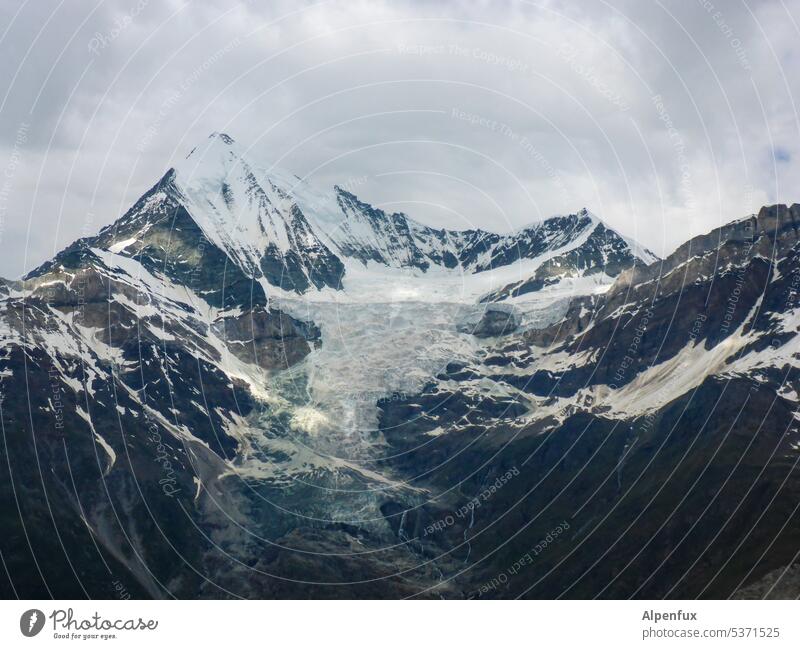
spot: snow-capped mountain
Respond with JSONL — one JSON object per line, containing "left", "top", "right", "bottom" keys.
{"left": 48, "top": 132, "right": 653, "bottom": 309}
{"left": 2, "top": 132, "right": 799, "bottom": 599}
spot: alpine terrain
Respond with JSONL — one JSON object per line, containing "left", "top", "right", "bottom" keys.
{"left": 1, "top": 132, "right": 799, "bottom": 599}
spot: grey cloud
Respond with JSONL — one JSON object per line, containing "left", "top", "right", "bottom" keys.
{"left": 0, "top": 0, "right": 798, "bottom": 278}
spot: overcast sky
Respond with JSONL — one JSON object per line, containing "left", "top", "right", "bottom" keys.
{"left": 0, "top": 0, "right": 798, "bottom": 278}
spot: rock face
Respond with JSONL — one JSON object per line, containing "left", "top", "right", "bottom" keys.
{"left": 479, "top": 218, "right": 652, "bottom": 301}
{"left": 733, "top": 564, "right": 800, "bottom": 599}
{"left": 1, "top": 131, "right": 798, "bottom": 599}
{"left": 457, "top": 304, "right": 522, "bottom": 337}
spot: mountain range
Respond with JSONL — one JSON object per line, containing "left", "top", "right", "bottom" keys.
{"left": 1, "top": 132, "right": 798, "bottom": 599}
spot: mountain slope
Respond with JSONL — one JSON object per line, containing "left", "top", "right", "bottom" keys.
{"left": 2, "top": 132, "right": 798, "bottom": 599}
{"left": 374, "top": 203, "right": 800, "bottom": 597}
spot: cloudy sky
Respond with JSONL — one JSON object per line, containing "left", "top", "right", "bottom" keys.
{"left": 0, "top": 0, "right": 798, "bottom": 278}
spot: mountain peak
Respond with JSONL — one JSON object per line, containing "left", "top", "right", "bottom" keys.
{"left": 62, "top": 133, "right": 660, "bottom": 304}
